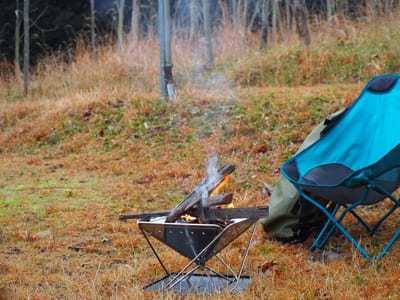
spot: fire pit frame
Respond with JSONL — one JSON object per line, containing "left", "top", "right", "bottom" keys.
{"left": 138, "top": 217, "right": 258, "bottom": 294}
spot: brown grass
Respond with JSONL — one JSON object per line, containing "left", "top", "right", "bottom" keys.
{"left": 1, "top": 11, "right": 400, "bottom": 300}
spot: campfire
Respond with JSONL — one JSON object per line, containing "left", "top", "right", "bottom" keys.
{"left": 120, "top": 164, "right": 268, "bottom": 224}
{"left": 120, "top": 161, "right": 268, "bottom": 294}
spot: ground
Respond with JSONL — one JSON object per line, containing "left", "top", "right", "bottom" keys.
{"left": 1, "top": 83, "right": 400, "bottom": 299}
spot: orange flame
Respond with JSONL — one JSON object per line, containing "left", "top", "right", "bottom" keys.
{"left": 210, "top": 175, "right": 229, "bottom": 197}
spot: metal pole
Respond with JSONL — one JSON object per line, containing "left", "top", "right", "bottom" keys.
{"left": 163, "top": 0, "right": 175, "bottom": 100}
{"left": 158, "top": 0, "right": 167, "bottom": 99}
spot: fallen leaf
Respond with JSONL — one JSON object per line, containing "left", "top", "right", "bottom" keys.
{"left": 258, "top": 260, "right": 277, "bottom": 273}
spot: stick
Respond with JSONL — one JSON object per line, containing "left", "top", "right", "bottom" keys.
{"left": 119, "top": 193, "right": 233, "bottom": 220}
{"left": 166, "top": 164, "right": 235, "bottom": 222}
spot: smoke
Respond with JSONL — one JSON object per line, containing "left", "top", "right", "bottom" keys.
{"left": 198, "top": 154, "right": 219, "bottom": 221}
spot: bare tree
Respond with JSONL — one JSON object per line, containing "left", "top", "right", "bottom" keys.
{"left": 260, "top": 0, "right": 269, "bottom": 49}
{"left": 203, "top": 0, "right": 214, "bottom": 68}
{"left": 116, "top": 0, "right": 125, "bottom": 52}
{"left": 326, "top": 0, "right": 333, "bottom": 25}
{"left": 189, "top": 0, "right": 200, "bottom": 42}
{"left": 368, "top": 0, "right": 378, "bottom": 20}
{"left": 130, "top": 0, "right": 140, "bottom": 38}
{"left": 384, "top": 0, "right": 391, "bottom": 15}
{"left": 285, "top": 0, "right": 292, "bottom": 33}
{"left": 272, "top": 0, "right": 277, "bottom": 43}
{"left": 294, "top": 0, "right": 311, "bottom": 46}
{"left": 23, "top": 0, "right": 29, "bottom": 95}
{"left": 15, "top": 0, "right": 22, "bottom": 75}
{"left": 90, "top": 0, "right": 96, "bottom": 60}
{"left": 248, "top": 0, "right": 260, "bottom": 32}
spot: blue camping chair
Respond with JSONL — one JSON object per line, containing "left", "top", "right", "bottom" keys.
{"left": 281, "top": 74, "right": 400, "bottom": 260}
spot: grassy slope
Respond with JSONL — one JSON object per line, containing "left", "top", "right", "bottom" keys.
{"left": 1, "top": 14, "right": 400, "bottom": 300}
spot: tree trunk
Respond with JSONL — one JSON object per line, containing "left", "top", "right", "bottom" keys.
{"left": 23, "top": 0, "right": 29, "bottom": 95}
{"left": 189, "top": 0, "right": 199, "bottom": 41}
{"left": 230, "top": 0, "right": 238, "bottom": 25}
{"left": 117, "top": 0, "right": 125, "bottom": 52}
{"left": 368, "top": 0, "right": 378, "bottom": 21}
{"left": 260, "top": 0, "right": 269, "bottom": 49}
{"left": 326, "top": 0, "right": 333, "bottom": 25}
{"left": 294, "top": 0, "right": 311, "bottom": 46}
{"left": 90, "top": 0, "right": 96, "bottom": 60}
{"left": 130, "top": 0, "right": 140, "bottom": 38}
{"left": 285, "top": 0, "right": 291, "bottom": 33}
{"left": 248, "top": 0, "right": 260, "bottom": 32}
{"left": 384, "top": 0, "right": 391, "bottom": 15}
{"left": 276, "top": 0, "right": 284, "bottom": 42}
{"left": 15, "top": 0, "right": 21, "bottom": 75}
{"left": 272, "top": 0, "right": 277, "bottom": 43}
{"left": 219, "top": 0, "right": 230, "bottom": 24}
{"left": 203, "top": 0, "right": 214, "bottom": 68}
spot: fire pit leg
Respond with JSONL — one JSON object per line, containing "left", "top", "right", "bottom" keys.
{"left": 230, "top": 222, "right": 257, "bottom": 293}
{"left": 214, "top": 255, "right": 239, "bottom": 280}
{"left": 166, "top": 264, "right": 201, "bottom": 290}
{"left": 140, "top": 228, "right": 170, "bottom": 277}
{"left": 165, "top": 229, "right": 226, "bottom": 289}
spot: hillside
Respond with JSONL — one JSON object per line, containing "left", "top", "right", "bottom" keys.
{"left": 1, "top": 13, "right": 400, "bottom": 299}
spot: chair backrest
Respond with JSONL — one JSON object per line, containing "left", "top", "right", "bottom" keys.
{"left": 282, "top": 74, "right": 400, "bottom": 192}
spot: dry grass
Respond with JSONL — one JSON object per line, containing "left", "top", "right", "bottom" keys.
{"left": 1, "top": 11, "right": 400, "bottom": 300}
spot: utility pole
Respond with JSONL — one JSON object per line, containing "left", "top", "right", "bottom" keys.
{"left": 158, "top": 0, "right": 174, "bottom": 100}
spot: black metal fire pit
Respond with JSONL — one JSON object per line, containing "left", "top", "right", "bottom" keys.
{"left": 138, "top": 216, "right": 261, "bottom": 294}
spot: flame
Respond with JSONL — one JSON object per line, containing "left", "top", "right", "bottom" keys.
{"left": 210, "top": 175, "right": 229, "bottom": 197}
{"left": 181, "top": 214, "right": 197, "bottom": 222}
{"left": 211, "top": 174, "right": 234, "bottom": 208}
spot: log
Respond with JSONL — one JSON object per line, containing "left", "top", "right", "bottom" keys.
{"left": 166, "top": 164, "right": 235, "bottom": 222}
{"left": 119, "top": 193, "right": 233, "bottom": 220}
{"left": 201, "top": 206, "right": 269, "bottom": 221}
{"left": 120, "top": 205, "right": 269, "bottom": 222}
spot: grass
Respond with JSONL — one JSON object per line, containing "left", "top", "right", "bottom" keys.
{"left": 1, "top": 11, "right": 400, "bottom": 300}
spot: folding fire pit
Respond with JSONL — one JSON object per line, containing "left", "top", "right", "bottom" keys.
{"left": 120, "top": 164, "right": 268, "bottom": 294}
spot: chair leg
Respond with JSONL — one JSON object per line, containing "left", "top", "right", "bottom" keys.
{"left": 296, "top": 188, "right": 372, "bottom": 259}
{"left": 310, "top": 203, "right": 340, "bottom": 251}
{"left": 376, "top": 228, "right": 400, "bottom": 260}
{"left": 367, "top": 181, "right": 400, "bottom": 235}
{"left": 294, "top": 181, "right": 400, "bottom": 260}
{"left": 316, "top": 200, "right": 366, "bottom": 250}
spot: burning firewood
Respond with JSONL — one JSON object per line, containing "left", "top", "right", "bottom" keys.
{"left": 119, "top": 193, "right": 233, "bottom": 220}
{"left": 119, "top": 162, "right": 269, "bottom": 225}
{"left": 166, "top": 164, "right": 235, "bottom": 223}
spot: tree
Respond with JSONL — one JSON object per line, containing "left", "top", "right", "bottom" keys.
{"left": 260, "top": 0, "right": 269, "bottom": 49}
{"left": 203, "top": 0, "right": 214, "bottom": 68}
{"left": 130, "top": 0, "right": 140, "bottom": 38}
{"left": 326, "top": 0, "right": 334, "bottom": 26}
{"left": 116, "top": 0, "right": 125, "bottom": 52}
{"left": 90, "top": 0, "right": 96, "bottom": 60}
{"left": 23, "top": 0, "right": 29, "bottom": 95}
{"left": 15, "top": 0, "right": 21, "bottom": 75}
{"left": 285, "top": 0, "right": 292, "bottom": 33}
{"left": 294, "top": 0, "right": 311, "bottom": 46}
{"left": 189, "top": 0, "right": 200, "bottom": 42}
